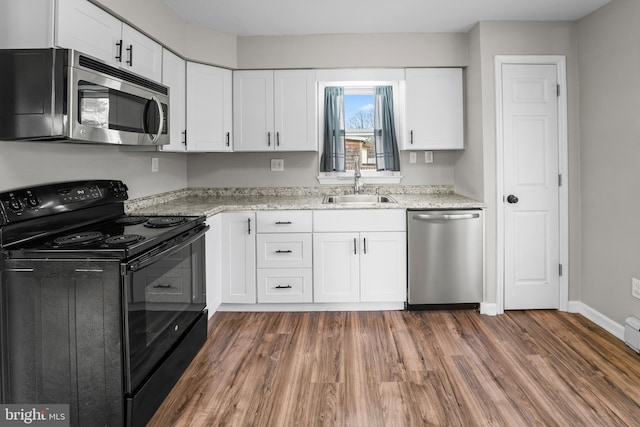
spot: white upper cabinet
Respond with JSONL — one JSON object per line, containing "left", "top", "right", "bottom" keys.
{"left": 234, "top": 70, "right": 317, "bottom": 152}
{"left": 404, "top": 68, "right": 464, "bottom": 150}
{"left": 56, "top": 0, "right": 121, "bottom": 68}
{"left": 186, "top": 62, "right": 233, "bottom": 152}
{"left": 0, "top": 0, "right": 162, "bottom": 82}
{"left": 119, "top": 23, "right": 163, "bottom": 82}
{"left": 159, "top": 49, "right": 187, "bottom": 152}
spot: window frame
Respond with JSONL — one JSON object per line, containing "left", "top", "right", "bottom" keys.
{"left": 317, "top": 78, "right": 404, "bottom": 185}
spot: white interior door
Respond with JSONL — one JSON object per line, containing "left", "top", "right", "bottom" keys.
{"left": 502, "top": 64, "right": 560, "bottom": 309}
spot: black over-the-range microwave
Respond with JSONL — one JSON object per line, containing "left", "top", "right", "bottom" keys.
{"left": 0, "top": 48, "right": 169, "bottom": 146}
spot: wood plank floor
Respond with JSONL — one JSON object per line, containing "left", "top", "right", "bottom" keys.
{"left": 148, "top": 310, "right": 640, "bottom": 426}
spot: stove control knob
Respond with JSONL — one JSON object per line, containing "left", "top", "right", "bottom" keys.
{"left": 26, "top": 195, "right": 39, "bottom": 208}
{"left": 8, "top": 197, "right": 23, "bottom": 211}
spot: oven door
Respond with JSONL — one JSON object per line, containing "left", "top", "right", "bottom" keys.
{"left": 122, "top": 225, "right": 207, "bottom": 394}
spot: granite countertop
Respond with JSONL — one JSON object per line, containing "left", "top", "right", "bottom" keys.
{"left": 126, "top": 185, "right": 485, "bottom": 217}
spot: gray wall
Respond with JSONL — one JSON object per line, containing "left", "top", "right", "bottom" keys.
{"left": 467, "top": 21, "right": 581, "bottom": 305}
{"left": 577, "top": 0, "right": 640, "bottom": 324}
{"left": 0, "top": 141, "right": 187, "bottom": 199}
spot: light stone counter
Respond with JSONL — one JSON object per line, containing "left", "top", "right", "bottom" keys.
{"left": 126, "top": 185, "right": 484, "bottom": 217}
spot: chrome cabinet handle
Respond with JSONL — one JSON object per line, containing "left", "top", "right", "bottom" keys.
{"left": 275, "top": 221, "right": 292, "bottom": 225}
{"left": 353, "top": 238, "right": 357, "bottom": 254}
{"left": 410, "top": 130, "right": 414, "bottom": 144}
{"left": 226, "top": 132, "right": 230, "bottom": 147}
{"left": 267, "top": 132, "right": 271, "bottom": 146}
{"left": 153, "top": 284, "right": 172, "bottom": 289}
{"left": 363, "top": 238, "right": 367, "bottom": 254}
{"left": 276, "top": 131, "right": 280, "bottom": 146}
{"left": 275, "top": 250, "right": 292, "bottom": 254}
{"left": 275, "top": 285, "right": 292, "bottom": 289}
{"left": 247, "top": 218, "right": 252, "bottom": 234}
{"left": 182, "top": 130, "right": 187, "bottom": 146}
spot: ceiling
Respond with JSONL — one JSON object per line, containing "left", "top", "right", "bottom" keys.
{"left": 161, "top": 0, "right": 611, "bottom": 36}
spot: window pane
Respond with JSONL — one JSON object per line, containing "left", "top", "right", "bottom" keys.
{"left": 344, "top": 94, "right": 375, "bottom": 171}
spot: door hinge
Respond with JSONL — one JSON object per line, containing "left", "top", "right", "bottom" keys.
{"left": 558, "top": 174, "right": 562, "bottom": 186}
{"left": 557, "top": 84, "right": 561, "bottom": 97}
{"left": 559, "top": 264, "right": 563, "bottom": 276}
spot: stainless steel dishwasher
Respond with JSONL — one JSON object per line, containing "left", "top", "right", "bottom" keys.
{"left": 407, "top": 209, "right": 483, "bottom": 310}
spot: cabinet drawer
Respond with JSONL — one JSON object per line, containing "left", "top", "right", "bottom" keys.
{"left": 313, "top": 209, "right": 406, "bottom": 232}
{"left": 257, "top": 233, "right": 312, "bottom": 268}
{"left": 257, "top": 210, "right": 312, "bottom": 233}
{"left": 257, "top": 268, "right": 313, "bottom": 303}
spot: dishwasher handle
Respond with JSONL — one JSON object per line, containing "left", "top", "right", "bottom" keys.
{"left": 412, "top": 213, "right": 480, "bottom": 221}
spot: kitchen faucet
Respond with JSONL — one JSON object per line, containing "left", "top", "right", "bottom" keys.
{"left": 353, "top": 156, "right": 362, "bottom": 194}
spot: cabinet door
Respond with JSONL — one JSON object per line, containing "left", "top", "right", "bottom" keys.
{"left": 313, "top": 233, "right": 360, "bottom": 302}
{"left": 160, "top": 49, "right": 186, "bottom": 152}
{"left": 274, "top": 70, "right": 317, "bottom": 151}
{"left": 187, "top": 62, "right": 233, "bottom": 152}
{"left": 121, "top": 23, "right": 162, "bottom": 81}
{"left": 56, "top": 0, "right": 121, "bottom": 67}
{"left": 404, "top": 68, "right": 463, "bottom": 150}
{"left": 360, "top": 232, "right": 407, "bottom": 302}
{"left": 233, "top": 70, "right": 274, "bottom": 151}
{"left": 0, "top": 0, "right": 54, "bottom": 48}
{"left": 221, "top": 212, "right": 256, "bottom": 303}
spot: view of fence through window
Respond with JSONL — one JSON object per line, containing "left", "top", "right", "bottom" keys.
{"left": 344, "top": 93, "right": 376, "bottom": 170}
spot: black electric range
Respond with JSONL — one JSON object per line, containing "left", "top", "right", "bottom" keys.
{"left": 0, "top": 179, "right": 205, "bottom": 260}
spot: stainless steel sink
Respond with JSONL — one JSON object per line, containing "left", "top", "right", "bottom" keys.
{"left": 322, "top": 194, "right": 397, "bottom": 204}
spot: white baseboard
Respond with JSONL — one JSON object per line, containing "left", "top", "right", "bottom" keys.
{"left": 480, "top": 302, "right": 498, "bottom": 316}
{"left": 568, "top": 300, "right": 625, "bottom": 341}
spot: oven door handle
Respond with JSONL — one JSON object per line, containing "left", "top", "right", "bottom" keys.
{"left": 126, "top": 225, "right": 209, "bottom": 273}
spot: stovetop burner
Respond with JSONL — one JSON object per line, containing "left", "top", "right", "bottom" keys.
{"left": 104, "top": 234, "right": 145, "bottom": 247}
{"left": 51, "top": 231, "right": 105, "bottom": 247}
{"left": 115, "top": 216, "right": 148, "bottom": 225}
{"left": 144, "top": 217, "right": 187, "bottom": 228}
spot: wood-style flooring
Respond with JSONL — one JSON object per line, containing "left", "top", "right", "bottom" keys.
{"left": 148, "top": 310, "right": 640, "bottom": 426}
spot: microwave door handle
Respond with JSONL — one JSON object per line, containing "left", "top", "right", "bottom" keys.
{"left": 148, "top": 96, "right": 164, "bottom": 144}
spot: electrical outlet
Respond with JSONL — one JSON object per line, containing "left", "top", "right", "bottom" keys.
{"left": 271, "top": 158, "right": 284, "bottom": 172}
{"left": 633, "top": 278, "right": 640, "bottom": 300}
{"left": 409, "top": 152, "right": 417, "bottom": 164}
{"left": 424, "top": 151, "right": 434, "bottom": 163}
{"left": 151, "top": 157, "right": 159, "bottom": 172}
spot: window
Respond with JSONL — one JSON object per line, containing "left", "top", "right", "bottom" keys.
{"left": 344, "top": 90, "right": 376, "bottom": 172}
{"left": 318, "top": 81, "right": 402, "bottom": 184}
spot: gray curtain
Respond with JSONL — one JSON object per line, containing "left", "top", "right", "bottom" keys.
{"left": 320, "top": 87, "right": 345, "bottom": 172}
{"left": 374, "top": 86, "right": 401, "bottom": 171}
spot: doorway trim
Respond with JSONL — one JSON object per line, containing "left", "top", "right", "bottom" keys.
{"left": 495, "top": 55, "right": 569, "bottom": 314}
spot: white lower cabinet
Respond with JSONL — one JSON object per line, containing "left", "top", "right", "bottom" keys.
{"left": 313, "top": 210, "right": 407, "bottom": 303}
{"left": 221, "top": 212, "right": 256, "bottom": 304}
{"left": 205, "top": 215, "right": 223, "bottom": 317}
{"left": 256, "top": 211, "right": 313, "bottom": 303}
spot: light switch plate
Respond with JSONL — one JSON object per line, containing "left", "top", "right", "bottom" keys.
{"left": 409, "top": 152, "right": 417, "bottom": 164}
{"left": 271, "top": 158, "right": 284, "bottom": 172}
{"left": 151, "top": 157, "right": 159, "bottom": 172}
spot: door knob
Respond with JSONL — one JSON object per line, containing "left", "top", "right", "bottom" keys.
{"left": 506, "top": 194, "right": 519, "bottom": 204}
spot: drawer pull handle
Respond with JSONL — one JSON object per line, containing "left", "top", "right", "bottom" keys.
{"left": 275, "top": 250, "right": 293, "bottom": 254}
{"left": 275, "top": 221, "right": 292, "bottom": 225}
{"left": 153, "top": 284, "right": 172, "bottom": 289}
{"left": 275, "top": 285, "right": 293, "bottom": 289}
